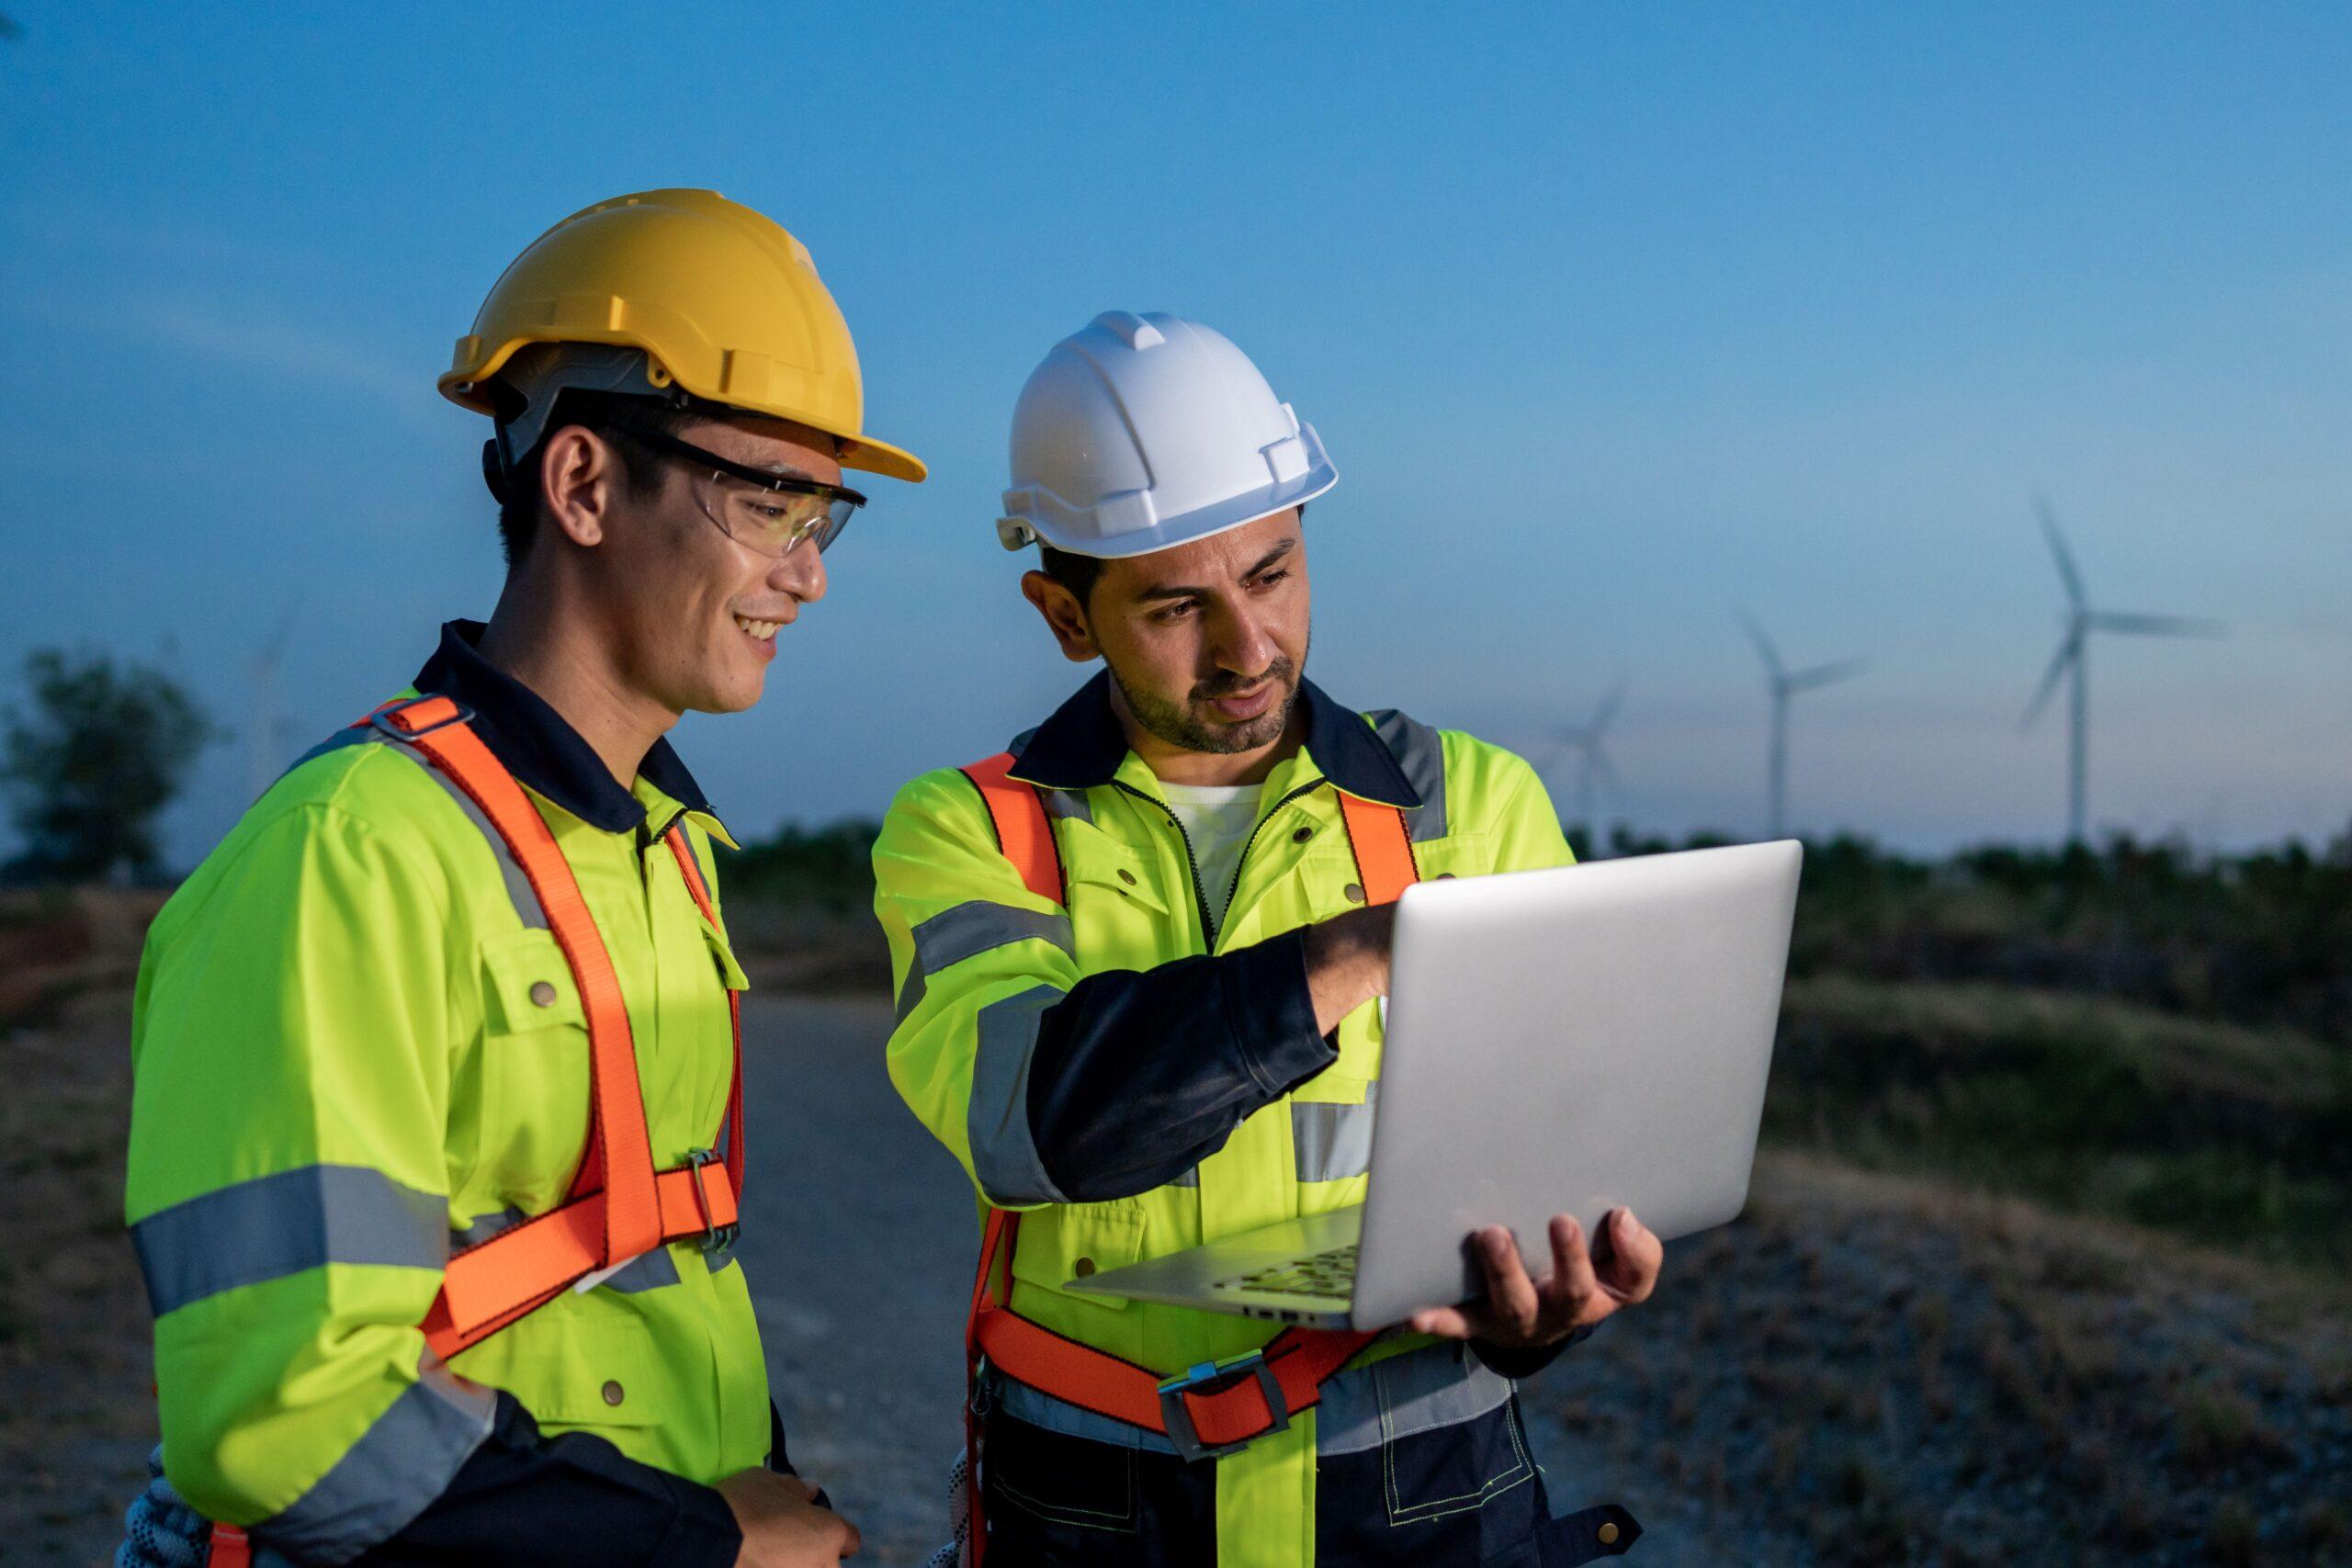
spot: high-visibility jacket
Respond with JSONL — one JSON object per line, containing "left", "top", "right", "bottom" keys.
{"left": 125, "top": 622, "right": 765, "bottom": 1565}
{"left": 874, "top": 672, "right": 1585, "bottom": 1568}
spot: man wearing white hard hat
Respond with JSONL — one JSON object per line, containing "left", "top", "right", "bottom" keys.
{"left": 873, "top": 312, "right": 1662, "bottom": 1567}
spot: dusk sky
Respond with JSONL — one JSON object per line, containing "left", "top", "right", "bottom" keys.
{"left": 3, "top": 2, "right": 2346, "bottom": 864}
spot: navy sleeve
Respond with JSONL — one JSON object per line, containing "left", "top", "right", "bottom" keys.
{"left": 1026, "top": 928, "right": 1336, "bottom": 1201}
{"left": 347, "top": 1394, "right": 741, "bottom": 1568}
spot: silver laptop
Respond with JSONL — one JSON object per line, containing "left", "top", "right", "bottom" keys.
{"left": 1066, "top": 840, "right": 1802, "bottom": 1330}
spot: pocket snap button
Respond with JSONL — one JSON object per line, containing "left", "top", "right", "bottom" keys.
{"left": 529, "top": 980, "right": 558, "bottom": 1009}
{"left": 1073, "top": 1257, "right": 1096, "bottom": 1277}
{"left": 1292, "top": 826, "right": 1314, "bottom": 843}
{"left": 602, "top": 1380, "right": 625, "bottom": 1407}
{"left": 1116, "top": 869, "right": 1136, "bottom": 886}
{"left": 1343, "top": 883, "right": 1365, "bottom": 903}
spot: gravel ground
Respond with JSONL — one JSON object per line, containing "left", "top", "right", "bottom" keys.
{"left": 8, "top": 986, "right": 2346, "bottom": 1566}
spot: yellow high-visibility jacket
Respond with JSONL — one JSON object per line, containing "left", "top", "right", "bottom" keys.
{"left": 875, "top": 672, "right": 1578, "bottom": 1568}
{"left": 125, "top": 623, "right": 764, "bottom": 1563}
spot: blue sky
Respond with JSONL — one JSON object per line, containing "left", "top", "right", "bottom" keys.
{"left": 2, "top": 1, "right": 2346, "bottom": 863}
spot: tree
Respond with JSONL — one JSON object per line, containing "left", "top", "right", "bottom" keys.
{"left": 1, "top": 649, "right": 218, "bottom": 883}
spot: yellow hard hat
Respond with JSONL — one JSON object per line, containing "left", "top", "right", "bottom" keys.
{"left": 440, "top": 188, "right": 925, "bottom": 483}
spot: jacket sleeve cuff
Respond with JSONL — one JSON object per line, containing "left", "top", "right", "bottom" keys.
{"left": 1222, "top": 928, "right": 1336, "bottom": 1097}
{"left": 1473, "top": 1324, "right": 1594, "bottom": 1381}
{"left": 647, "top": 1473, "right": 743, "bottom": 1568}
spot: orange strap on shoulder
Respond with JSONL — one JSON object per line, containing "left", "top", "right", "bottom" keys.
{"left": 960, "top": 752, "right": 1064, "bottom": 906}
{"left": 206, "top": 1526, "right": 251, "bottom": 1567}
{"left": 1336, "top": 788, "right": 1418, "bottom": 907}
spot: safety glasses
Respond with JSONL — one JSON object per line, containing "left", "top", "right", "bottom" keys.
{"left": 607, "top": 422, "right": 868, "bottom": 558}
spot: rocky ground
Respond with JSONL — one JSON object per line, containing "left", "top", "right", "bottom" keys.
{"left": 4, "top": 906, "right": 2346, "bottom": 1565}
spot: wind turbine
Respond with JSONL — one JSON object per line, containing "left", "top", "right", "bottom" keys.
{"left": 1740, "top": 613, "right": 1866, "bottom": 841}
{"left": 246, "top": 598, "right": 302, "bottom": 803}
{"left": 1545, "top": 677, "right": 1627, "bottom": 854}
{"left": 2020, "top": 501, "right": 2223, "bottom": 846}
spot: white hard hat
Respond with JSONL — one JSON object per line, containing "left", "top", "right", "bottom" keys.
{"left": 997, "top": 311, "right": 1338, "bottom": 558}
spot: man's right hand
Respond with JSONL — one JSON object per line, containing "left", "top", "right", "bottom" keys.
{"left": 718, "top": 1470, "right": 861, "bottom": 1565}
{"left": 1301, "top": 902, "right": 1397, "bottom": 1034}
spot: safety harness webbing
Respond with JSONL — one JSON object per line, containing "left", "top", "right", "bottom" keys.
{"left": 954, "top": 750, "right": 1416, "bottom": 1562}
{"left": 206, "top": 695, "right": 745, "bottom": 1568}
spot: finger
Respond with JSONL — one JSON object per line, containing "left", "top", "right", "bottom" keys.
{"left": 1596, "top": 1209, "right": 1665, "bottom": 1303}
{"left": 1407, "top": 1303, "right": 1489, "bottom": 1339}
{"left": 1546, "top": 1213, "right": 1600, "bottom": 1307}
{"left": 1478, "top": 1227, "right": 1542, "bottom": 1338}
{"left": 839, "top": 1516, "right": 863, "bottom": 1557}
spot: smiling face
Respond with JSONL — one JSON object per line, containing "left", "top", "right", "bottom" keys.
{"left": 565, "top": 411, "right": 841, "bottom": 717}
{"left": 1023, "top": 508, "right": 1312, "bottom": 783}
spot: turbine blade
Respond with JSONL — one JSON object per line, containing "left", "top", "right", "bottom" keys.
{"left": 1591, "top": 675, "right": 1628, "bottom": 734}
{"left": 2088, "top": 612, "right": 2225, "bottom": 638}
{"left": 1738, "top": 610, "right": 1784, "bottom": 677}
{"left": 1788, "top": 656, "right": 1868, "bottom": 693}
{"left": 2035, "top": 498, "right": 2087, "bottom": 608}
{"left": 2019, "top": 635, "right": 2076, "bottom": 729}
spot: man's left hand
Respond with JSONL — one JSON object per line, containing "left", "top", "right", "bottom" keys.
{"left": 1407, "top": 1210, "right": 1663, "bottom": 1349}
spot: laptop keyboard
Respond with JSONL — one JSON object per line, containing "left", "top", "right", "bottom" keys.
{"left": 1215, "top": 1244, "right": 1359, "bottom": 1299}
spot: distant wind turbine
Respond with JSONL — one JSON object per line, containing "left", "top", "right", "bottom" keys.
{"left": 1545, "top": 677, "right": 1628, "bottom": 854}
{"left": 2020, "top": 500, "right": 2224, "bottom": 846}
{"left": 1741, "top": 613, "right": 1866, "bottom": 841}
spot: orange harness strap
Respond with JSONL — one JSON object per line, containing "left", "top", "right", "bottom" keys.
{"left": 952, "top": 756, "right": 1418, "bottom": 1561}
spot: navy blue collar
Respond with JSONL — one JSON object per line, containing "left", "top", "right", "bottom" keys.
{"left": 1007, "top": 669, "right": 1420, "bottom": 808}
{"left": 413, "top": 620, "right": 716, "bottom": 835}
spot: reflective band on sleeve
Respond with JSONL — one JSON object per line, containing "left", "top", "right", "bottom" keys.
{"left": 448, "top": 1205, "right": 526, "bottom": 1250}
{"left": 594, "top": 1245, "right": 684, "bottom": 1293}
{"left": 897, "top": 902, "right": 1076, "bottom": 1022}
{"left": 1368, "top": 710, "right": 1447, "bottom": 841}
{"left": 131, "top": 1165, "right": 448, "bottom": 1318}
{"left": 1038, "top": 786, "right": 1092, "bottom": 825}
{"left": 254, "top": 1352, "right": 497, "bottom": 1565}
{"left": 1291, "top": 1086, "right": 1379, "bottom": 1184}
{"left": 966, "top": 985, "right": 1070, "bottom": 1207}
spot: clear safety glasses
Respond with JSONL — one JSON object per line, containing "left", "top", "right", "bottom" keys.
{"left": 608, "top": 422, "right": 868, "bottom": 558}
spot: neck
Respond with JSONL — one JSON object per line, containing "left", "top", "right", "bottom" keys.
{"left": 478, "top": 574, "right": 676, "bottom": 792}
{"left": 1110, "top": 679, "right": 1304, "bottom": 788}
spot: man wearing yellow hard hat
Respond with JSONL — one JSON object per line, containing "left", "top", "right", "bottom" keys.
{"left": 119, "top": 189, "right": 918, "bottom": 1567}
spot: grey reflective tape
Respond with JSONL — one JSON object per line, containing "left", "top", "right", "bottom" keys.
{"left": 1039, "top": 787, "right": 1093, "bottom": 825}
{"left": 1315, "top": 1341, "right": 1514, "bottom": 1457}
{"left": 255, "top": 1352, "right": 497, "bottom": 1565}
{"left": 595, "top": 1245, "right": 684, "bottom": 1293}
{"left": 1368, "top": 710, "right": 1447, "bottom": 841}
{"left": 132, "top": 1165, "right": 448, "bottom": 1317}
{"left": 899, "top": 902, "right": 1075, "bottom": 1022}
{"left": 1167, "top": 1165, "right": 1198, "bottom": 1189}
{"left": 353, "top": 733, "right": 548, "bottom": 930}
{"left": 449, "top": 1205, "right": 527, "bottom": 1250}
{"left": 988, "top": 1368, "right": 1179, "bottom": 1455}
{"left": 967, "top": 986, "right": 1069, "bottom": 1207}
{"left": 1292, "top": 1086, "right": 1379, "bottom": 1184}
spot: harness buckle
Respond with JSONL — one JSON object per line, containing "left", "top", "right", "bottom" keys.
{"left": 370, "top": 697, "right": 477, "bottom": 742}
{"left": 1156, "top": 1350, "right": 1289, "bottom": 1463}
{"left": 683, "top": 1147, "right": 739, "bottom": 1257}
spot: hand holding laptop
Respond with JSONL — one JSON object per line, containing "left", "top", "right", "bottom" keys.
{"left": 1407, "top": 1209, "right": 1663, "bottom": 1348}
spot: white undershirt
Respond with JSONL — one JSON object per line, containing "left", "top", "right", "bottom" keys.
{"left": 1156, "top": 781, "right": 1265, "bottom": 937}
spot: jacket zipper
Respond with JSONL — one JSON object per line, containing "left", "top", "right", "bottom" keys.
{"left": 1112, "top": 780, "right": 1219, "bottom": 951}
{"left": 1220, "top": 781, "right": 1324, "bottom": 938}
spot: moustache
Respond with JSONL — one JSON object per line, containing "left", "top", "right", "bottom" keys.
{"left": 1192, "top": 661, "right": 1296, "bottom": 703}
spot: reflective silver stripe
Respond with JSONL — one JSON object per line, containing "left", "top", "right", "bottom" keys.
{"left": 1367, "top": 710, "right": 1447, "bottom": 841}
{"left": 305, "top": 728, "right": 549, "bottom": 929}
{"left": 449, "top": 1205, "right": 526, "bottom": 1250}
{"left": 254, "top": 1351, "right": 497, "bottom": 1565}
{"left": 1316, "top": 1340, "right": 1513, "bottom": 1456}
{"left": 988, "top": 1340, "right": 1508, "bottom": 1460}
{"left": 1292, "top": 1086, "right": 1379, "bottom": 1184}
{"left": 132, "top": 1165, "right": 447, "bottom": 1317}
{"left": 1167, "top": 1165, "right": 1198, "bottom": 1188}
{"left": 1039, "top": 786, "right": 1092, "bottom": 825}
{"left": 898, "top": 902, "right": 1075, "bottom": 1022}
{"left": 596, "top": 1245, "right": 684, "bottom": 1293}
{"left": 967, "top": 985, "right": 1069, "bottom": 1206}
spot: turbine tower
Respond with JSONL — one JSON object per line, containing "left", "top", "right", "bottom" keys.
{"left": 1546, "top": 677, "right": 1627, "bottom": 855}
{"left": 1741, "top": 613, "right": 1865, "bottom": 841}
{"left": 2020, "top": 501, "right": 2222, "bottom": 846}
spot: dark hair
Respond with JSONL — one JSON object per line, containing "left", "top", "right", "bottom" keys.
{"left": 1037, "top": 545, "right": 1105, "bottom": 609}
{"left": 1035, "top": 502, "right": 1307, "bottom": 611}
{"left": 488, "top": 390, "right": 700, "bottom": 567}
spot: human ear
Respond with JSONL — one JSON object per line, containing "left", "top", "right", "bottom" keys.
{"left": 538, "top": 426, "right": 618, "bottom": 548}
{"left": 1021, "top": 570, "right": 1101, "bottom": 663}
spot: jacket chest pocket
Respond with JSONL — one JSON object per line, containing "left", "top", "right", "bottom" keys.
{"left": 473, "top": 928, "right": 593, "bottom": 1206}
{"left": 1062, "top": 838, "right": 1173, "bottom": 951}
